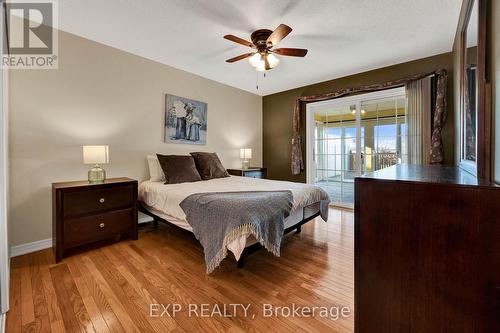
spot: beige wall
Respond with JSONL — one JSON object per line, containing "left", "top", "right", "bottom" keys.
{"left": 8, "top": 30, "right": 262, "bottom": 247}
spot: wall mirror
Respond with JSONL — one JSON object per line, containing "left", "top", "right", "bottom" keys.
{"left": 460, "top": 0, "right": 478, "bottom": 174}
{"left": 459, "top": 0, "right": 490, "bottom": 179}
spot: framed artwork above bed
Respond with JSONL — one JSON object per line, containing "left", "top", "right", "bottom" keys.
{"left": 164, "top": 94, "right": 207, "bottom": 145}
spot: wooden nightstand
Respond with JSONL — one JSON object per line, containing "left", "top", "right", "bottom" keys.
{"left": 227, "top": 167, "right": 267, "bottom": 179}
{"left": 52, "top": 177, "right": 138, "bottom": 262}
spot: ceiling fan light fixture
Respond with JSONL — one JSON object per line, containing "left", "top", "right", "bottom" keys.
{"left": 255, "top": 60, "right": 266, "bottom": 72}
{"left": 267, "top": 53, "right": 280, "bottom": 68}
{"left": 248, "top": 53, "right": 262, "bottom": 67}
{"left": 252, "top": 53, "right": 280, "bottom": 71}
{"left": 224, "top": 24, "right": 307, "bottom": 73}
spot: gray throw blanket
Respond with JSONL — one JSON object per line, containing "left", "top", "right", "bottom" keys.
{"left": 180, "top": 191, "right": 294, "bottom": 273}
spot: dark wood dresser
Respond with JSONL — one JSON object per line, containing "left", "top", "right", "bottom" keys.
{"left": 355, "top": 165, "right": 499, "bottom": 332}
{"left": 52, "top": 177, "right": 138, "bottom": 262}
{"left": 227, "top": 167, "right": 267, "bottom": 179}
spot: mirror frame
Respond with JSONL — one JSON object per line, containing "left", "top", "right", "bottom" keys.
{"left": 459, "top": 0, "right": 491, "bottom": 179}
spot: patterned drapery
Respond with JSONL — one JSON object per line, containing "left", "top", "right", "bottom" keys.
{"left": 291, "top": 70, "right": 448, "bottom": 174}
{"left": 429, "top": 70, "right": 448, "bottom": 164}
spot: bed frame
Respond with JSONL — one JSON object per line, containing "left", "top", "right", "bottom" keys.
{"left": 138, "top": 202, "right": 321, "bottom": 268}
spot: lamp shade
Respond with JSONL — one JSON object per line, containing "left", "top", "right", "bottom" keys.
{"left": 240, "top": 148, "right": 252, "bottom": 159}
{"left": 248, "top": 53, "right": 262, "bottom": 67}
{"left": 249, "top": 53, "right": 280, "bottom": 71}
{"left": 267, "top": 53, "right": 280, "bottom": 68}
{"left": 83, "top": 145, "right": 109, "bottom": 164}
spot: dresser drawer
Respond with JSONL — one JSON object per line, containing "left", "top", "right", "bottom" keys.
{"left": 63, "top": 208, "right": 134, "bottom": 247}
{"left": 63, "top": 184, "right": 134, "bottom": 217}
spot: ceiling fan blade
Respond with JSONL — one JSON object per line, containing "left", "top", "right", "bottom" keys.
{"left": 273, "top": 48, "right": 308, "bottom": 57}
{"left": 266, "top": 24, "right": 292, "bottom": 46}
{"left": 225, "top": 53, "right": 255, "bottom": 63}
{"left": 223, "top": 35, "right": 255, "bottom": 48}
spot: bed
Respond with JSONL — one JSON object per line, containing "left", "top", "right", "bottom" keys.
{"left": 139, "top": 174, "right": 329, "bottom": 270}
{"left": 139, "top": 153, "right": 330, "bottom": 272}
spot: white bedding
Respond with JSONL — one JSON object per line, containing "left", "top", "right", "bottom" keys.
{"left": 139, "top": 175, "right": 327, "bottom": 260}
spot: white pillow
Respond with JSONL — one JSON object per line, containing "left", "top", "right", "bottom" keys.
{"left": 147, "top": 155, "right": 165, "bottom": 182}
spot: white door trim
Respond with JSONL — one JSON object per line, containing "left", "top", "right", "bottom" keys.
{"left": 0, "top": 312, "right": 5, "bottom": 333}
{"left": 0, "top": 3, "right": 10, "bottom": 315}
{"left": 305, "top": 103, "right": 314, "bottom": 185}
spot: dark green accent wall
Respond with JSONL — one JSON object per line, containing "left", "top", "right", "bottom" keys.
{"left": 263, "top": 52, "right": 455, "bottom": 182}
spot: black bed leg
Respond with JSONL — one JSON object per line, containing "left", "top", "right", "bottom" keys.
{"left": 295, "top": 225, "right": 302, "bottom": 234}
{"left": 237, "top": 258, "right": 244, "bottom": 268}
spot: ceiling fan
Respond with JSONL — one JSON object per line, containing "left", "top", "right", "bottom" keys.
{"left": 224, "top": 24, "right": 308, "bottom": 71}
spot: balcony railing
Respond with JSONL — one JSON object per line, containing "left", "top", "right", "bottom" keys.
{"left": 374, "top": 152, "right": 398, "bottom": 170}
{"left": 348, "top": 151, "right": 398, "bottom": 171}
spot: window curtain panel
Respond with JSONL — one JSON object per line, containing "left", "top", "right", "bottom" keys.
{"left": 291, "top": 69, "right": 448, "bottom": 175}
{"left": 405, "top": 76, "right": 432, "bottom": 164}
{"left": 429, "top": 70, "right": 448, "bottom": 164}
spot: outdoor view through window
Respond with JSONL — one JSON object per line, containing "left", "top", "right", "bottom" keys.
{"left": 308, "top": 88, "right": 406, "bottom": 206}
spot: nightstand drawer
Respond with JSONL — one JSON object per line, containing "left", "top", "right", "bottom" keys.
{"left": 227, "top": 168, "right": 267, "bottom": 179}
{"left": 244, "top": 171, "right": 263, "bottom": 178}
{"left": 63, "top": 208, "right": 134, "bottom": 247}
{"left": 63, "top": 184, "right": 134, "bottom": 217}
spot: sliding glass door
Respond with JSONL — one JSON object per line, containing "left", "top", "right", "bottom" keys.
{"left": 312, "top": 104, "right": 358, "bottom": 204}
{"left": 306, "top": 88, "right": 406, "bottom": 207}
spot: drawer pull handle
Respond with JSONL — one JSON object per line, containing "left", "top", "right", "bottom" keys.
{"left": 99, "top": 198, "right": 105, "bottom": 203}
{"left": 99, "top": 223, "right": 105, "bottom": 228}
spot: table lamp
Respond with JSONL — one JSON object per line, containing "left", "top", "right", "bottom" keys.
{"left": 83, "top": 145, "right": 109, "bottom": 183}
{"left": 240, "top": 148, "right": 252, "bottom": 169}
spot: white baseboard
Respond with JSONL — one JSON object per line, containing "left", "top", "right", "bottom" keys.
{"left": 10, "top": 213, "right": 152, "bottom": 258}
{"left": 1, "top": 312, "right": 5, "bottom": 333}
{"left": 10, "top": 238, "right": 52, "bottom": 258}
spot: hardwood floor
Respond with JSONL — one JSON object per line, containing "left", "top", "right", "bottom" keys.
{"left": 6, "top": 208, "right": 354, "bottom": 333}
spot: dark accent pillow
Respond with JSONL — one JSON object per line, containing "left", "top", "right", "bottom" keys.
{"left": 190, "top": 152, "right": 230, "bottom": 180}
{"left": 156, "top": 154, "right": 202, "bottom": 184}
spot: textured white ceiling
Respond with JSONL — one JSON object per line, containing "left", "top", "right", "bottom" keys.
{"left": 58, "top": 0, "right": 462, "bottom": 96}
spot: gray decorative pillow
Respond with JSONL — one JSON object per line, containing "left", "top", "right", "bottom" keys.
{"left": 156, "top": 154, "right": 202, "bottom": 184}
{"left": 190, "top": 152, "right": 229, "bottom": 180}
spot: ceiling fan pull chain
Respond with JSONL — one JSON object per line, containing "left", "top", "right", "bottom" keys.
{"left": 256, "top": 72, "right": 267, "bottom": 90}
